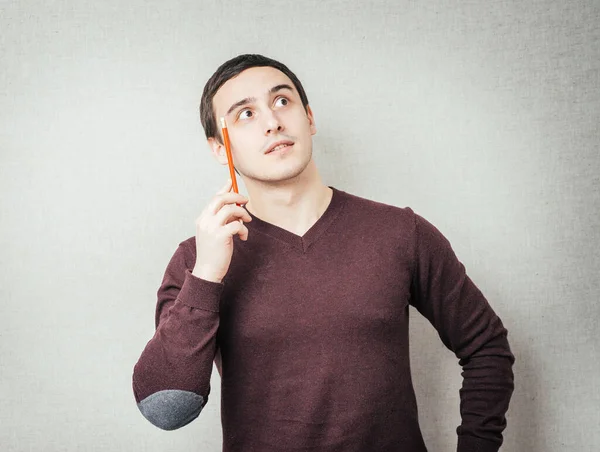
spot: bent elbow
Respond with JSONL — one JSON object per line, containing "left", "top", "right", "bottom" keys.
{"left": 137, "top": 389, "right": 205, "bottom": 430}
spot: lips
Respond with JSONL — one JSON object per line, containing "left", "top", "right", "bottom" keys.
{"left": 265, "top": 140, "right": 294, "bottom": 154}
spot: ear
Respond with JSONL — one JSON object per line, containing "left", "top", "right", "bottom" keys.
{"left": 208, "top": 137, "right": 229, "bottom": 165}
{"left": 306, "top": 105, "right": 317, "bottom": 136}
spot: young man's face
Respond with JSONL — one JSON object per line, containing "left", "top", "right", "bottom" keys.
{"left": 209, "top": 66, "right": 317, "bottom": 183}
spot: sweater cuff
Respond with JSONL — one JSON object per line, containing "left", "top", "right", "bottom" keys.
{"left": 177, "top": 270, "right": 224, "bottom": 312}
{"left": 457, "top": 435, "right": 501, "bottom": 452}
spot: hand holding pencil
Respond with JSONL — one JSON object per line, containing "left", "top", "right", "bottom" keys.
{"left": 191, "top": 179, "right": 251, "bottom": 283}
{"left": 190, "top": 117, "right": 250, "bottom": 283}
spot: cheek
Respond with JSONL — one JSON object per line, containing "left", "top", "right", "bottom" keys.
{"left": 231, "top": 128, "right": 261, "bottom": 158}
{"left": 287, "top": 109, "right": 311, "bottom": 131}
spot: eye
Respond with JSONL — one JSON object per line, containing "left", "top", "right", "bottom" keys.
{"left": 274, "top": 97, "right": 289, "bottom": 107}
{"left": 238, "top": 109, "right": 253, "bottom": 120}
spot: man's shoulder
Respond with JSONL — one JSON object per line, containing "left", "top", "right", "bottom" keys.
{"left": 178, "top": 235, "right": 196, "bottom": 248}
{"left": 337, "top": 187, "right": 417, "bottom": 224}
{"left": 340, "top": 189, "right": 456, "bottom": 251}
{"left": 340, "top": 190, "right": 449, "bottom": 246}
{"left": 168, "top": 236, "right": 196, "bottom": 265}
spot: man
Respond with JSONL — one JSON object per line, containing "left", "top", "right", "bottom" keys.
{"left": 132, "top": 54, "right": 515, "bottom": 452}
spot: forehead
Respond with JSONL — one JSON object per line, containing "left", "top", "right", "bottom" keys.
{"left": 213, "top": 66, "right": 296, "bottom": 115}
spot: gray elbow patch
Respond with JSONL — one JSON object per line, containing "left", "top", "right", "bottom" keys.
{"left": 137, "top": 390, "right": 204, "bottom": 430}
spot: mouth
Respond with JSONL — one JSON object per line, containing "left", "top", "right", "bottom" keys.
{"left": 265, "top": 140, "right": 294, "bottom": 154}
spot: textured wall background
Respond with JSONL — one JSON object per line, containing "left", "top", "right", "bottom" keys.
{"left": 1, "top": 1, "right": 598, "bottom": 451}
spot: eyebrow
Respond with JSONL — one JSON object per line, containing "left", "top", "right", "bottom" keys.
{"left": 225, "top": 84, "right": 294, "bottom": 117}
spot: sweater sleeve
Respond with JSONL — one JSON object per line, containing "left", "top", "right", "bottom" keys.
{"left": 409, "top": 212, "right": 515, "bottom": 452}
{"left": 132, "top": 240, "right": 223, "bottom": 430}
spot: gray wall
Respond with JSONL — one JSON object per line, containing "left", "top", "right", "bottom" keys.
{"left": 1, "top": 1, "right": 598, "bottom": 451}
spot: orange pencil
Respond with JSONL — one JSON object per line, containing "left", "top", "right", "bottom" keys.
{"left": 220, "top": 117, "right": 239, "bottom": 195}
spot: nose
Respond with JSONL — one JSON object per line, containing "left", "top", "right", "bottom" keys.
{"left": 264, "top": 111, "right": 284, "bottom": 135}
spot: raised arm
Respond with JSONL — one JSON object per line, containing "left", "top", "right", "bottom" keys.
{"left": 132, "top": 179, "right": 251, "bottom": 430}
{"left": 132, "top": 244, "right": 223, "bottom": 430}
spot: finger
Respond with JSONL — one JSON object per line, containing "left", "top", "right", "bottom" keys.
{"left": 240, "top": 224, "right": 249, "bottom": 241}
{"left": 223, "top": 220, "right": 249, "bottom": 240}
{"left": 215, "top": 204, "right": 252, "bottom": 226}
{"left": 216, "top": 179, "right": 232, "bottom": 195}
{"left": 209, "top": 192, "right": 249, "bottom": 215}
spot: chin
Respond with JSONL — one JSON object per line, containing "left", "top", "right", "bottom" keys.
{"left": 278, "top": 152, "right": 313, "bottom": 179}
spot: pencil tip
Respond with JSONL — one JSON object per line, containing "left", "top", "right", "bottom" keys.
{"left": 220, "top": 117, "right": 226, "bottom": 128}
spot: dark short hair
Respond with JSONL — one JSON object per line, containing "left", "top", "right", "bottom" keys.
{"left": 199, "top": 54, "right": 310, "bottom": 144}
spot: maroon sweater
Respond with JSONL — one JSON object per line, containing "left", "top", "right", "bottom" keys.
{"left": 132, "top": 187, "right": 514, "bottom": 452}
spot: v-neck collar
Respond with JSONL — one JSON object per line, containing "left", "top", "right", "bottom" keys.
{"left": 243, "top": 186, "right": 347, "bottom": 253}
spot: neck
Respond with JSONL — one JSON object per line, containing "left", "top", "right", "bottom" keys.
{"left": 243, "top": 160, "right": 333, "bottom": 236}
